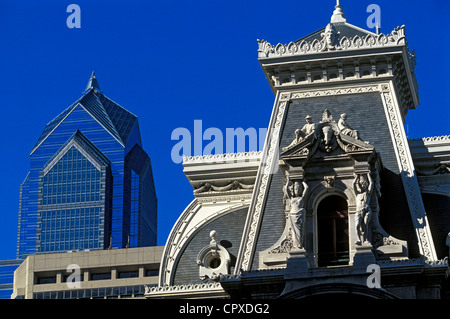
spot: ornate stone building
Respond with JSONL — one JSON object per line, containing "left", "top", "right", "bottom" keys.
{"left": 146, "top": 2, "right": 450, "bottom": 299}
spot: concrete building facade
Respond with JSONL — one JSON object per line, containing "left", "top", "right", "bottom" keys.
{"left": 12, "top": 246, "right": 163, "bottom": 299}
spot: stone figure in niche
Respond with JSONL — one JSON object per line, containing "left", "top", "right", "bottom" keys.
{"left": 353, "top": 173, "right": 374, "bottom": 245}
{"left": 284, "top": 176, "right": 309, "bottom": 249}
{"left": 338, "top": 113, "right": 360, "bottom": 140}
{"left": 321, "top": 23, "right": 340, "bottom": 50}
{"left": 283, "top": 180, "right": 295, "bottom": 212}
{"left": 282, "top": 115, "right": 315, "bottom": 151}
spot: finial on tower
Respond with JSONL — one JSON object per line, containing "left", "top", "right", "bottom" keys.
{"left": 84, "top": 71, "right": 101, "bottom": 94}
{"left": 331, "top": 0, "right": 347, "bottom": 24}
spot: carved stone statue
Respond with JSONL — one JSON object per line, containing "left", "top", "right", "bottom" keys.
{"left": 353, "top": 173, "right": 374, "bottom": 245}
{"left": 283, "top": 115, "right": 315, "bottom": 151}
{"left": 338, "top": 113, "right": 360, "bottom": 139}
{"left": 302, "top": 115, "right": 315, "bottom": 136}
{"left": 321, "top": 23, "right": 340, "bottom": 50}
{"left": 284, "top": 176, "right": 309, "bottom": 249}
{"left": 194, "top": 180, "right": 254, "bottom": 194}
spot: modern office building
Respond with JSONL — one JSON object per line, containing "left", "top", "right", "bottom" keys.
{"left": 0, "top": 259, "right": 23, "bottom": 299}
{"left": 146, "top": 2, "right": 450, "bottom": 299}
{"left": 16, "top": 72, "right": 157, "bottom": 259}
{"left": 11, "top": 246, "right": 163, "bottom": 299}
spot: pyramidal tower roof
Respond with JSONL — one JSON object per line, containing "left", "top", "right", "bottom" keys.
{"left": 31, "top": 72, "right": 139, "bottom": 154}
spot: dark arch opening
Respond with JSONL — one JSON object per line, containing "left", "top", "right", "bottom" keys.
{"left": 279, "top": 283, "right": 398, "bottom": 299}
{"left": 317, "top": 195, "right": 349, "bottom": 267}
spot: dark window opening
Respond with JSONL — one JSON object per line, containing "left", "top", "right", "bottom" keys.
{"left": 118, "top": 271, "right": 139, "bottom": 279}
{"left": 36, "top": 276, "right": 56, "bottom": 285}
{"left": 145, "top": 269, "right": 159, "bottom": 277}
{"left": 317, "top": 195, "right": 349, "bottom": 267}
{"left": 90, "top": 272, "right": 111, "bottom": 281}
{"left": 208, "top": 257, "right": 221, "bottom": 269}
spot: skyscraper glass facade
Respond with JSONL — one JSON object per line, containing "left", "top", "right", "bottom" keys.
{"left": 0, "top": 260, "right": 23, "bottom": 299}
{"left": 16, "top": 73, "right": 157, "bottom": 259}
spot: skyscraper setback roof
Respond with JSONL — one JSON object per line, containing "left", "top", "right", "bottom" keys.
{"left": 31, "top": 73, "right": 139, "bottom": 154}
{"left": 18, "top": 72, "right": 157, "bottom": 259}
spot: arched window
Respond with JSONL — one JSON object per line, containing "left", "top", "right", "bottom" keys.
{"left": 317, "top": 195, "right": 349, "bottom": 267}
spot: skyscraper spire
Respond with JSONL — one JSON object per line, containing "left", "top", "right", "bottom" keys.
{"left": 330, "top": 0, "right": 347, "bottom": 24}
{"left": 84, "top": 71, "right": 101, "bottom": 93}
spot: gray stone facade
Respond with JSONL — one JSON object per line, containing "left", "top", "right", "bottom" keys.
{"left": 146, "top": 2, "right": 449, "bottom": 299}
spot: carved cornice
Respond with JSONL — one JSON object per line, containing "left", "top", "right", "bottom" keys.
{"left": 408, "top": 135, "right": 450, "bottom": 147}
{"left": 260, "top": 24, "right": 418, "bottom": 116}
{"left": 183, "top": 151, "right": 262, "bottom": 164}
{"left": 183, "top": 151, "right": 261, "bottom": 201}
{"left": 258, "top": 26, "right": 406, "bottom": 59}
{"left": 416, "top": 164, "right": 450, "bottom": 177}
{"left": 417, "top": 175, "right": 450, "bottom": 197}
{"left": 145, "top": 282, "right": 225, "bottom": 298}
{"left": 279, "top": 85, "right": 380, "bottom": 102}
{"left": 194, "top": 180, "right": 254, "bottom": 194}
{"left": 376, "top": 257, "right": 448, "bottom": 268}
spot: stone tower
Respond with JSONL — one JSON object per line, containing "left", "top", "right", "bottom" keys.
{"left": 148, "top": 1, "right": 449, "bottom": 299}
{"left": 235, "top": 1, "right": 437, "bottom": 273}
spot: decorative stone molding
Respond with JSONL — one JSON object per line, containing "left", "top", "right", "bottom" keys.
{"left": 408, "top": 135, "right": 450, "bottom": 145}
{"left": 376, "top": 256, "right": 448, "bottom": 268}
{"left": 424, "top": 258, "right": 448, "bottom": 268}
{"left": 260, "top": 108, "right": 405, "bottom": 268}
{"left": 236, "top": 100, "right": 288, "bottom": 273}
{"left": 144, "top": 282, "right": 226, "bottom": 299}
{"left": 416, "top": 164, "right": 450, "bottom": 176}
{"left": 193, "top": 180, "right": 254, "bottom": 194}
{"left": 146, "top": 282, "right": 222, "bottom": 293}
{"left": 197, "top": 230, "right": 231, "bottom": 281}
{"left": 258, "top": 26, "right": 407, "bottom": 59}
{"left": 236, "top": 82, "right": 437, "bottom": 274}
{"left": 279, "top": 85, "right": 380, "bottom": 102}
{"left": 376, "top": 257, "right": 424, "bottom": 268}
{"left": 409, "top": 134, "right": 450, "bottom": 196}
{"left": 380, "top": 83, "right": 437, "bottom": 261}
{"left": 183, "top": 151, "right": 261, "bottom": 203}
{"left": 159, "top": 200, "right": 249, "bottom": 286}
{"left": 183, "top": 151, "right": 262, "bottom": 164}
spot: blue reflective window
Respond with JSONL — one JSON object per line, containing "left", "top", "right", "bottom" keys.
{"left": 37, "top": 146, "right": 106, "bottom": 253}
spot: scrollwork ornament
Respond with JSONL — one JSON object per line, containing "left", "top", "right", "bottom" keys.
{"left": 287, "top": 41, "right": 298, "bottom": 54}
{"left": 298, "top": 40, "right": 310, "bottom": 53}
{"left": 311, "top": 39, "right": 325, "bottom": 52}
{"left": 365, "top": 34, "right": 376, "bottom": 47}
{"left": 377, "top": 33, "right": 389, "bottom": 46}
{"left": 275, "top": 43, "right": 286, "bottom": 56}
{"left": 353, "top": 35, "right": 363, "bottom": 48}
{"left": 339, "top": 36, "right": 351, "bottom": 50}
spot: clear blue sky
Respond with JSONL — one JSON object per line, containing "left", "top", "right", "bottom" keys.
{"left": 0, "top": 0, "right": 448, "bottom": 260}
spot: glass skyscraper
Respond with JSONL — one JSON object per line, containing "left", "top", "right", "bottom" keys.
{"left": 16, "top": 72, "right": 157, "bottom": 259}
